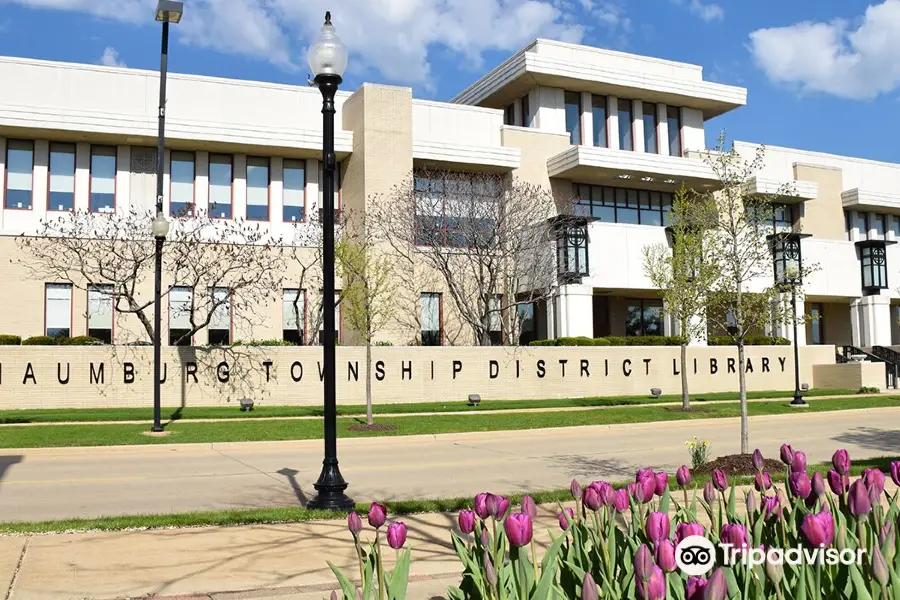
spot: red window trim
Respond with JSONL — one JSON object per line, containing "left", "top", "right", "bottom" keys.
{"left": 43, "top": 282, "right": 73, "bottom": 338}
{"left": 282, "top": 158, "right": 308, "bottom": 224}
{"left": 208, "top": 286, "right": 232, "bottom": 344}
{"left": 88, "top": 144, "right": 118, "bottom": 214}
{"left": 209, "top": 153, "right": 234, "bottom": 220}
{"left": 86, "top": 284, "right": 115, "bottom": 343}
{"left": 169, "top": 150, "right": 197, "bottom": 218}
{"left": 168, "top": 286, "right": 195, "bottom": 346}
{"left": 420, "top": 292, "right": 443, "bottom": 345}
{"left": 47, "top": 142, "right": 76, "bottom": 213}
{"left": 245, "top": 155, "right": 271, "bottom": 222}
{"left": 4, "top": 138, "right": 35, "bottom": 211}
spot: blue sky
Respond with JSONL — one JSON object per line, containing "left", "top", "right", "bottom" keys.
{"left": 1, "top": 0, "right": 899, "bottom": 162}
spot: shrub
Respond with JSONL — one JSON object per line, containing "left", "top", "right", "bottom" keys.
{"left": 557, "top": 336, "right": 596, "bottom": 346}
{"left": 592, "top": 337, "right": 611, "bottom": 346}
{"left": 0, "top": 334, "right": 21, "bottom": 345}
{"left": 231, "top": 339, "right": 295, "bottom": 347}
{"left": 708, "top": 335, "right": 790, "bottom": 346}
{"left": 605, "top": 336, "right": 627, "bottom": 346}
{"left": 375, "top": 341, "right": 393, "bottom": 346}
{"left": 58, "top": 336, "right": 105, "bottom": 345}
{"left": 528, "top": 339, "right": 558, "bottom": 347}
{"left": 858, "top": 386, "right": 880, "bottom": 394}
{"left": 22, "top": 336, "right": 57, "bottom": 345}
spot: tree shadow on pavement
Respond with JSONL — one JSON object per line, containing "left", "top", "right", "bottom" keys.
{"left": 833, "top": 427, "right": 900, "bottom": 455}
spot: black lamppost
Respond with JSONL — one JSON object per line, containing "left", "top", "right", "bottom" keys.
{"left": 770, "top": 232, "right": 811, "bottom": 406}
{"left": 306, "top": 11, "right": 354, "bottom": 510}
{"left": 151, "top": 0, "right": 183, "bottom": 433}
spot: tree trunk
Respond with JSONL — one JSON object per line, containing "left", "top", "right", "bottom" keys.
{"left": 680, "top": 341, "right": 690, "bottom": 410}
{"left": 738, "top": 340, "right": 748, "bottom": 454}
{"left": 365, "top": 340, "right": 373, "bottom": 426}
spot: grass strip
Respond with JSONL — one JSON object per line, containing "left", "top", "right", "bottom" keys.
{"left": 0, "top": 389, "right": 859, "bottom": 424}
{"left": 2, "top": 456, "right": 894, "bottom": 535}
{"left": 0, "top": 396, "right": 896, "bottom": 449}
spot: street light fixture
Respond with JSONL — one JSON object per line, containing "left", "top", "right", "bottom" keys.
{"left": 769, "top": 232, "right": 811, "bottom": 407}
{"left": 306, "top": 11, "right": 354, "bottom": 511}
{"left": 151, "top": 0, "right": 182, "bottom": 433}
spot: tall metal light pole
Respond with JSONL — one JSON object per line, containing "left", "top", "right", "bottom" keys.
{"left": 307, "top": 11, "right": 354, "bottom": 510}
{"left": 151, "top": 0, "right": 183, "bottom": 433}
{"left": 770, "top": 232, "right": 811, "bottom": 407}
{"left": 789, "top": 283, "right": 804, "bottom": 406}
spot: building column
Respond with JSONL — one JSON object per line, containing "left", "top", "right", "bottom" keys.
{"left": 607, "top": 96, "right": 619, "bottom": 150}
{"left": 851, "top": 295, "right": 892, "bottom": 347}
{"left": 633, "top": 99, "right": 645, "bottom": 153}
{"left": 581, "top": 91, "right": 593, "bottom": 147}
{"left": 557, "top": 284, "right": 593, "bottom": 338}
{"left": 786, "top": 289, "right": 807, "bottom": 346}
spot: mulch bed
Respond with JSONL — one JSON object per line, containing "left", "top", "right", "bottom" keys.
{"left": 348, "top": 423, "right": 398, "bottom": 432}
{"left": 694, "top": 454, "right": 784, "bottom": 477}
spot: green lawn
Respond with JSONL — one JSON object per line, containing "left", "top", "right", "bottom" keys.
{"left": 0, "top": 388, "right": 858, "bottom": 424}
{"left": 0, "top": 395, "right": 895, "bottom": 450}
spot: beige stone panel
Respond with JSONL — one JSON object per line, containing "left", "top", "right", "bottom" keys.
{"left": 794, "top": 163, "right": 846, "bottom": 241}
{"left": 813, "top": 362, "right": 882, "bottom": 390}
{"left": 501, "top": 126, "right": 573, "bottom": 203}
{"left": 0, "top": 344, "right": 837, "bottom": 409}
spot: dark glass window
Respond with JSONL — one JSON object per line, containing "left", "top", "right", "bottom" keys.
{"left": 517, "top": 302, "right": 536, "bottom": 346}
{"left": 504, "top": 104, "right": 515, "bottom": 126}
{"left": 521, "top": 94, "right": 531, "bottom": 127}
{"left": 857, "top": 212, "right": 868, "bottom": 237}
{"left": 667, "top": 106, "right": 682, "bottom": 156}
{"left": 169, "top": 286, "right": 193, "bottom": 346}
{"left": 592, "top": 96, "right": 607, "bottom": 148}
{"left": 90, "top": 146, "right": 116, "bottom": 213}
{"left": 643, "top": 103, "right": 658, "bottom": 154}
{"left": 574, "top": 183, "right": 672, "bottom": 227}
{"left": 420, "top": 293, "right": 442, "bottom": 346}
{"left": 564, "top": 91, "right": 582, "bottom": 144}
{"left": 626, "top": 299, "right": 663, "bottom": 337}
{"left": 5, "top": 139, "right": 34, "bottom": 209}
{"left": 809, "top": 303, "right": 824, "bottom": 345}
{"left": 618, "top": 99, "right": 633, "bottom": 151}
{"left": 48, "top": 143, "right": 75, "bottom": 211}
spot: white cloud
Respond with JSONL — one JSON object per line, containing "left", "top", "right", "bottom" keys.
{"left": 749, "top": 0, "right": 900, "bottom": 100}
{"left": 669, "top": 0, "right": 724, "bottom": 23}
{"left": 99, "top": 45, "right": 126, "bottom": 67}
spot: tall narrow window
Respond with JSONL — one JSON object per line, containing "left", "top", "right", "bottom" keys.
{"left": 87, "top": 284, "right": 113, "bottom": 343}
{"left": 318, "top": 160, "right": 342, "bottom": 221}
{"left": 591, "top": 96, "right": 607, "bottom": 148}
{"left": 667, "top": 106, "right": 682, "bottom": 156}
{"left": 857, "top": 212, "right": 869, "bottom": 238}
{"left": 642, "top": 103, "right": 658, "bottom": 154}
{"left": 773, "top": 203, "right": 794, "bottom": 233}
{"left": 489, "top": 295, "right": 503, "bottom": 345}
{"left": 246, "top": 157, "right": 269, "bottom": 221}
{"left": 209, "top": 154, "right": 233, "bottom": 218}
{"left": 168, "top": 286, "right": 193, "bottom": 346}
{"left": 170, "top": 151, "right": 195, "bottom": 217}
{"left": 48, "top": 143, "right": 75, "bottom": 211}
{"left": 5, "top": 139, "right": 33, "bottom": 209}
{"left": 420, "top": 292, "right": 442, "bottom": 346}
{"left": 564, "top": 91, "right": 582, "bottom": 145}
{"left": 518, "top": 302, "right": 536, "bottom": 346}
{"left": 45, "top": 283, "right": 72, "bottom": 339}
{"left": 503, "top": 104, "right": 515, "bottom": 126}
{"left": 318, "top": 291, "right": 341, "bottom": 345}
{"left": 809, "top": 303, "right": 824, "bottom": 345}
{"left": 893, "top": 216, "right": 900, "bottom": 239}
{"left": 873, "top": 213, "right": 886, "bottom": 240}
{"left": 617, "top": 99, "right": 633, "bottom": 151}
{"left": 283, "top": 159, "right": 306, "bottom": 223}
{"left": 89, "top": 146, "right": 116, "bottom": 213}
{"left": 282, "top": 289, "right": 305, "bottom": 345}
{"left": 208, "top": 287, "right": 231, "bottom": 345}
{"left": 521, "top": 94, "right": 531, "bottom": 128}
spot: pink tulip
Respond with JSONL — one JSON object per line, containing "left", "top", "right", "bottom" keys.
{"left": 458, "top": 510, "right": 475, "bottom": 534}
{"left": 570, "top": 479, "right": 582, "bottom": 499}
{"left": 646, "top": 512, "right": 670, "bottom": 543}
{"left": 703, "top": 481, "right": 716, "bottom": 504}
{"left": 474, "top": 493, "right": 490, "bottom": 519}
{"left": 791, "top": 451, "right": 807, "bottom": 473}
{"left": 849, "top": 480, "right": 872, "bottom": 517}
{"left": 676, "top": 465, "right": 691, "bottom": 487}
{"left": 387, "top": 521, "right": 407, "bottom": 549}
{"left": 752, "top": 449, "right": 765, "bottom": 472}
{"left": 705, "top": 568, "right": 728, "bottom": 600}
{"left": 589, "top": 481, "right": 612, "bottom": 507}
{"left": 827, "top": 469, "right": 848, "bottom": 495}
{"left": 583, "top": 485, "right": 603, "bottom": 511}
{"left": 685, "top": 576, "right": 707, "bottom": 600}
{"left": 347, "top": 511, "right": 363, "bottom": 535}
{"left": 711, "top": 469, "right": 728, "bottom": 491}
{"left": 582, "top": 572, "right": 598, "bottom": 600}
{"left": 864, "top": 469, "right": 886, "bottom": 501}
{"left": 636, "top": 467, "right": 655, "bottom": 482}
{"left": 559, "top": 508, "right": 575, "bottom": 530}
{"left": 832, "top": 449, "right": 851, "bottom": 475}
{"left": 503, "top": 513, "right": 533, "bottom": 547}
{"left": 614, "top": 489, "right": 629, "bottom": 512}
{"left": 521, "top": 495, "right": 537, "bottom": 520}
{"left": 675, "top": 522, "right": 706, "bottom": 544}
{"left": 655, "top": 539, "right": 676, "bottom": 572}
{"left": 634, "top": 543, "right": 654, "bottom": 581}
{"left": 654, "top": 472, "right": 669, "bottom": 496}
{"left": 636, "top": 565, "right": 666, "bottom": 600}
{"left": 811, "top": 472, "right": 826, "bottom": 497}
{"left": 762, "top": 495, "right": 782, "bottom": 521}
{"left": 801, "top": 510, "right": 834, "bottom": 547}
{"left": 721, "top": 523, "right": 748, "bottom": 550}
{"left": 754, "top": 472, "right": 772, "bottom": 492}
{"left": 487, "top": 495, "right": 510, "bottom": 520}
{"left": 789, "top": 471, "right": 812, "bottom": 499}
{"left": 780, "top": 443, "right": 794, "bottom": 465}
{"left": 367, "top": 502, "right": 387, "bottom": 528}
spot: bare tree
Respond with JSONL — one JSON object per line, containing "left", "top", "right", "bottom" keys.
{"left": 369, "top": 167, "right": 572, "bottom": 346}
{"left": 643, "top": 184, "right": 719, "bottom": 410}
{"left": 17, "top": 208, "right": 286, "bottom": 345}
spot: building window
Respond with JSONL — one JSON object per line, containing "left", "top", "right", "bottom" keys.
{"left": 318, "top": 160, "right": 342, "bottom": 222}
{"left": 521, "top": 94, "right": 531, "bottom": 128}
{"left": 592, "top": 95, "right": 607, "bottom": 148}
{"left": 5, "top": 139, "right": 33, "bottom": 209}
{"left": 87, "top": 284, "right": 113, "bottom": 343}
{"left": 773, "top": 203, "right": 794, "bottom": 233}
{"left": 517, "top": 302, "right": 536, "bottom": 346}
{"left": 170, "top": 151, "right": 195, "bottom": 217}
{"left": 564, "top": 91, "right": 582, "bottom": 144}
{"left": 89, "top": 146, "right": 116, "bottom": 213}
{"left": 872, "top": 213, "right": 886, "bottom": 240}
{"left": 809, "top": 303, "right": 824, "bottom": 345}
{"left": 168, "top": 286, "right": 193, "bottom": 346}
{"left": 208, "top": 287, "right": 231, "bottom": 345}
{"left": 420, "top": 292, "right": 442, "bottom": 346}
{"left": 617, "top": 99, "right": 633, "bottom": 151}
{"left": 209, "top": 154, "right": 233, "bottom": 219}
{"left": 414, "top": 171, "right": 500, "bottom": 248}
{"left": 45, "top": 283, "right": 72, "bottom": 339}
{"left": 283, "top": 159, "right": 306, "bottom": 223}
{"left": 504, "top": 104, "right": 515, "bottom": 126}
{"left": 246, "top": 157, "right": 270, "bottom": 221}
{"left": 48, "top": 143, "right": 75, "bottom": 212}
{"left": 574, "top": 183, "right": 673, "bottom": 226}
{"left": 489, "top": 295, "right": 503, "bottom": 345}
{"left": 282, "top": 289, "right": 305, "bottom": 345}
{"left": 860, "top": 242, "right": 889, "bottom": 292}
{"left": 642, "top": 103, "right": 658, "bottom": 154}
{"left": 893, "top": 216, "right": 900, "bottom": 239}
{"left": 667, "top": 106, "right": 682, "bottom": 156}
{"left": 856, "top": 211, "right": 868, "bottom": 238}
{"left": 846, "top": 211, "right": 852, "bottom": 240}
{"left": 317, "top": 292, "right": 341, "bottom": 345}
{"left": 626, "top": 298, "right": 663, "bottom": 337}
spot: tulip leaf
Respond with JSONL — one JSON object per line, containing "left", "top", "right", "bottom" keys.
{"left": 727, "top": 484, "right": 737, "bottom": 519}
{"left": 848, "top": 563, "right": 874, "bottom": 600}
{"left": 445, "top": 586, "right": 466, "bottom": 600}
{"left": 387, "top": 549, "right": 410, "bottom": 600}
{"left": 532, "top": 534, "right": 565, "bottom": 600}
{"left": 328, "top": 561, "right": 360, "bottom": 600}
{"left": 660, "top": 487, "right": 671, "bottom": 516}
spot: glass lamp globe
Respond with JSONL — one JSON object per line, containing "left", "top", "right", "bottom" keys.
{"left": 152, "top": 214, "right": 170, "bottom": 238}
{"left": 307, "top": 12, "right": 348, "bottom": 78}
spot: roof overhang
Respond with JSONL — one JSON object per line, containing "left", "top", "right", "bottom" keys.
{"left": 743, "top": 176, "right": 818, "bottom": 204}
{"left": 842, "top": 188, "right": 900, "bottom": 215}
{"left": 412, "top": 140, "right": 520, "bottom": 171}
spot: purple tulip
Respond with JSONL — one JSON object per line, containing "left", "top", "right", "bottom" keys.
{"left": 754, "top": 472, "right": 772, "bottom": 492}
{"left": 711, "top": 469, "right": 728, "bottom": 491}
{"left": 675, "top": 522, "right": 706, "bottom": 544}
{"left": 559, "top": 508, "right": 575, "bottom": 530}
{"left": 646, "top": 512, "right": 670, "bottom": 543}
{"left": 636, "top": 474, "right": 656, "bottom": 503}
{"left": 721, "top": 523, "right": 748, "bottom": 550}
{"left": 330, "top": 591, "right": 338, "bottom": 600}
{"left": 570, "top": 479, "right": 582, "bottom": 500}
{"left": 832, "top": 449, "right": 851, "bottom": 475}
{"left": 780, "top": 443, "right": 794, "bottom": 465}
{"left": 458, "top": 510, "right": 475, "bottom": 534}
{"left": 655, "top": 539, "right": 677, "bottom": 572}
{"left": 752, "top": 449, "right": 765, "bottom": 472}
{"left": 636, "top": 566, "right": 666, "bottom": 600}
{"left": 636, "top": 467, "right": 655, "bottom": 482}
{"left": 891, "top": 461, "right": 900, "bottom": 487}
{"left": 745, "top": 490, "right": 758, "bottom": 514}
{"left": 762, "top": 495, "right": 782, "bottom": 520}
{"left": 483, "top": 551, "right": 496, "bottom": 586}
{"left": 387, "top": 521, "right": 407, "bottom": 549}
{"left": 654, "top": 472, "right": 669, "bottom": 496}
{"left": 801, "top": 510, "right": 835, "bottom": 547}
{"left": 474, "top": 493, "right": 490, "bottom": 520}
{"left": 827, "top": 469, "right": 849, "bottom": 495}
{"left": 521, "top": 495, "right": 537, "bottom": 520}
{"left": 864, "top": 469, "right": 886, "bottom": 501}
{"left": 480, "top": 527, "right": 490, "bottom": 547}
{"left": 589, "top": 481, "right": 612, "bottom": 507}
{"left": 849, "top": 479, "right": 873, "bottom": 517}
{"left": 583, "top": 485, "right": 603, "bottom": 511}
{"left": 791, "top": 451, "right": 807, "bottom": 473}
{"left": 873, "top": 546, "right": 890, "bottom": 586}
{"left": 487, "top": 495, "right": 510, "bottom": 520}
{"left": 582, "top": 572, "right": 598, "bottom": 600}
{"left": 634, "top": 543, "right": 654, "bottom": 582}
{"left": 367, "top": 502, "right": 387, "bottom": 528}
{"left": 705, "top": 568, "right": 728, "bottom": 600}
{"left": 676, "top": 465, "right": 692, "bottom": 487}
{"left": 811, "top": 472, "right": 826, "bottom": 497}
{"left": 503, "top": 513, "right": 533, "bottom": 547}
{"left": 614, "top": 489, "right": 629, "bottom": 512}
{"left": 879, "top": 521, "right": 895, "bottom": 549}
{"left": 789, "top": 471, "right": 812, "bottom": 499}
{"left": 703, "top": 480, "right": 716, "bottom": 504}
{"left": 685, "top": 576, "right": 707, "bottom": 600}
{"left": 347, "top": 511, "right": 363, "bottom": 536}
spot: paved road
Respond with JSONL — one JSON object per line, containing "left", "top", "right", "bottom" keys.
{"left": 0, "top": 407, "right": 898, "bottom": 522}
